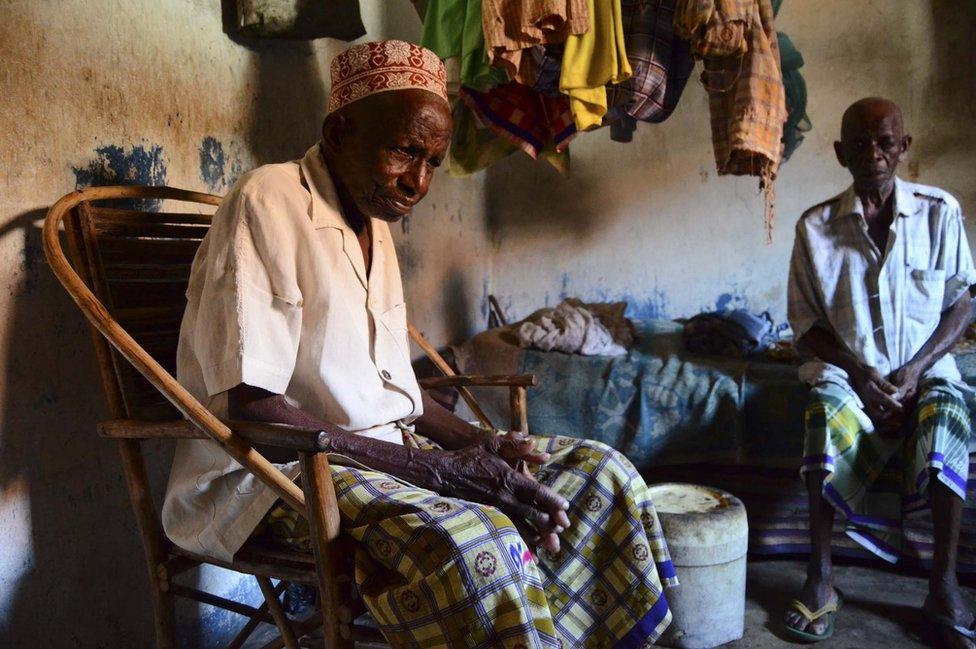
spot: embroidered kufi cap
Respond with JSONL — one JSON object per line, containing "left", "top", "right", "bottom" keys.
{"left": 327, "top": 40, "right": 448, "bottom": 114}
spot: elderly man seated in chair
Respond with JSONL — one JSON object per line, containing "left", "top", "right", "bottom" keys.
{"left": 162, "top": 41, "right": 676, "bottom": 648}
{"left": 784, "top": 97, "right": 976, "bottom": 647}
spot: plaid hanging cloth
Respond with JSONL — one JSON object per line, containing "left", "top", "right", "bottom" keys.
{"left": 675, "top": 0, "right": 787, "bottom": 240}
{"left": 458, "top": 81, "right": 579, "bottom": 159}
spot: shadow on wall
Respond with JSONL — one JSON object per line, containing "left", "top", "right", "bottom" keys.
{"left": 483, "top": 153, "right": 611, "bottom": 247}
{"left": 220, "top": 0, "right": 329, "bottom": 166}
{"left": 0, "top": 212, "right": 162, "bottom": 646}
{"left": 921, "top": 1, "right": 976, "bottom": 169}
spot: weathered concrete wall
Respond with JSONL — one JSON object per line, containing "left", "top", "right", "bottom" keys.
{"left": 486, "top": 0, "right": 976, "bottom": 325}
{"left": 0, "top": 1, "right": 489, "bottom": 646}
{"left": 2, "top": 0, "right": 974, "bottom": 646}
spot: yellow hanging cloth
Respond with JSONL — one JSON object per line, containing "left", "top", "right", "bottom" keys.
{"left": 559, "top": 0, "right": 632, "bottom": 131}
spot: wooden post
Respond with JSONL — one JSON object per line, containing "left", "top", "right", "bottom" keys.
{"left": 299, "top": 452, "right": 354, "bottom": 649}
{"left": 509, "top": 386, "right": 528, "bottom": 433}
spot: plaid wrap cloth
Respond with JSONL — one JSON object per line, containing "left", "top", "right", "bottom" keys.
{"left": 256, "top": 432, "right": 677, "bottom": 648}
{"left": 482, "top": 0, "right": 589, "bottom": 84}
{"left": 802, "top": 379, "right": 972, "bottom": 563}
{"left": 675, "top": 0, "right": 786, "bottom": 239}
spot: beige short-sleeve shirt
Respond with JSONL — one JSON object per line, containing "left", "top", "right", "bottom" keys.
{"left": 162, "top": 144, "right": 423, "bottom": 561}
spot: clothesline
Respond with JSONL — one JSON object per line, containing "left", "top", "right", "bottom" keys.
{"left": 413, "top": 0, "right": 809, "bottom": 238}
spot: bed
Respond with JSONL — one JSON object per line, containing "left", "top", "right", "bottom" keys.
{"left": 452, "top": 319, "right": 976, "bottom": 573}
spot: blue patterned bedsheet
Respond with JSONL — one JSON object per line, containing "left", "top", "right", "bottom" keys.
{"left": 521, "top": 319, "right": 974, "bottom": 473}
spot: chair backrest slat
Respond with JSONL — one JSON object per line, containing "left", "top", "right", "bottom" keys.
{"left": 70, "top": 201, "right": 211, "bottom": 421}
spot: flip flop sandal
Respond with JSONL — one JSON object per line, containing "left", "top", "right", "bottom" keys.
{"left": 922, "top": 609, "right": 976, "bottom": 644}
{"left": 783, "top": 590, "right": 844, "bottom": 643}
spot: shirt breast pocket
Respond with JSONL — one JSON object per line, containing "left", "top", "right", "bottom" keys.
{"left": 906, "top": 267, "right": 946, "bottom": 323}
{"left": 378, "top": 302, "right": 408, "bottom": 333}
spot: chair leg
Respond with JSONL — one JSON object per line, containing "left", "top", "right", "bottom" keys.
{"left": 115, "top": 439, "right": 177, "bottom": 648}
{"left": 225, "top": 581, "right": 286, "bottom": 649}
{"left": 299, "top": 451, "right": 355, "bottom": 649}
{"left": 256, "top": 576, "right": 299, "bottom": 649}
{"left": 150, "top": 574, "right": 178, "bottom": 649}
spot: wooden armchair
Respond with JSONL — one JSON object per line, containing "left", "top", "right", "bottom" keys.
{"left": 43, "top": 185, "right": 536, "bottom": 649}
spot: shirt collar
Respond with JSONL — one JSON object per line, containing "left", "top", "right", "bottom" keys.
{"left": 297, "top": 142, "right": 386, "bottom": 246}
{"left": 834, "top": 176, "right": 919, "bottom": 220}
{"left": 299, "top": 142, "right": 346, "bottom": 230}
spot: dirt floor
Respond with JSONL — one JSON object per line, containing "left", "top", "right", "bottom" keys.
{"left": 730, "top": 559, "right": 973, "bottom": 648}
{"left": 245, "top": 559, "right": 976, "bottom": 648}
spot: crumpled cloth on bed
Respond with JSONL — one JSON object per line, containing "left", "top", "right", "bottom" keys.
{"left": 681, "top": 309, "right": 780, "bottom": 357}
{"left": 517, "top": 299, "right": 634, "bottom": 356}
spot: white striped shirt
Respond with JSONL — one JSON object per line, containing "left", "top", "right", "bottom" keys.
{"left": 787, "top": 177, "right": 975, "bottom": 392}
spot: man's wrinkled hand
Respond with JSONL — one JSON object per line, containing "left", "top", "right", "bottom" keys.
{"left": 431, "top": 441, "right": 570, "bottom": 553}
{"left": 888, "top": 364, "right": 921, "bottom": 408}
{"left": 484, "top": 429, "right": 551, "bottom": 467}
{"left": 850, "top": 364, "right": 905, "bottom": 435}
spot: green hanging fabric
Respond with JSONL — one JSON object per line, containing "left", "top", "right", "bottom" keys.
{"left": 421, "top": 0, "right": 507, "bottom": 91}
{"left": 771, "top": 0, "right": 811, "bottom": 161}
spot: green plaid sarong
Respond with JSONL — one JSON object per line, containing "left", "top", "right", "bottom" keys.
{"left": 259, "top": 434, "right": 677, "bottom": 648}
{"left": 802, "top": 379, "right": 971, "bottom": 562}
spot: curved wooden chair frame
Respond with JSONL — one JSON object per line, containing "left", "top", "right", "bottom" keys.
{"left": 44, "top": 185, "right": 536, "bottom": 648}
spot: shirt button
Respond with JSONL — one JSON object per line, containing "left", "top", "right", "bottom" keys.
{"left": 381, "top": 370, "right": 392, "bottom": 380}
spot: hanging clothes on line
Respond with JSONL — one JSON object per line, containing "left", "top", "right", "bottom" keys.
{"left": 604, "top": 0, "right": 695, "bottom": 142}
{"left": 481, "top": 0, "right": 589, "bottom": 85}
{"left": 675, "top": 0, "right": 786, "bottom": 239}
{"left": 422, "top": 0, "right": 508, "bottom": 90}
{"left": 772, "top": 0, "right": 810, "bottom": 161}
{"left": 447, "top": 100, "right": 520, "bottom": 175}
{"left": 559, "top": 0, "right": 633, "bottom": 131}
{"left": 777, "top": 31, "right": 810, "bottom": 160}
{"left": 459, "top": 81, "right": 578, "bottom": 159}
{"left": 527, "top": 43, "right": 565, "bottom": 96}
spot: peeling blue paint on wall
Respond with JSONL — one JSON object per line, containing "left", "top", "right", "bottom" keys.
{"left": 708, "top": 291, "right": 747, "bottom": 313}
{"left": 73, "top": 144, "right": 167, "bottom": 188}
{"left": 198, "top": 137, "right": 244, "bottom": 192}
{"left": 73, "top": 143, "right": 167, "bottom": 210}
{"left": 617, "top": 290, "right": 671, "bottom": 320}
{"left": 199, "top": 136, "right": 225, "bottom": 192}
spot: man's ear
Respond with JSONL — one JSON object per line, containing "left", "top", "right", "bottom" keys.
{"left": 898, "top": 134, "right": 912, "bottom": 163}
{"left": 833, "top": 141, "right": 847, "bottom": 168}
{"left": 321, "top": 113, "right": 349, "bottom": 153}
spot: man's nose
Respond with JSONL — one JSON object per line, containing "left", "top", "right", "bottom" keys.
{"left": 399, "top": 162, "right": 429, "bottom": 197}
{"left": 865, "top": 141, "right": 885, "bottom": 160}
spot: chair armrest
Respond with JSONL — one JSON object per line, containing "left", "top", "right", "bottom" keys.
{"left": 98, "top": 419, "right": 331, "bottom": 453}
{"left": 418, "top": 374, "right": 538, "bottom": 390}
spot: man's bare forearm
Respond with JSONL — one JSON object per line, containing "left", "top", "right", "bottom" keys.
{"left": 413, "top": 392, "right": 484, "bottom": 450}
{"left": 227, "top": 383, "right": 447, "bottom": 488}
{"left": 899, "top": 293, "right": 974, "bottom": 376}
{"left": 796, "top": 326, "right": 867, "bottom": 378}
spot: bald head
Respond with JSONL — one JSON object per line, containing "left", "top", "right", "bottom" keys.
{"left": 841, "top": 97, "right": 904, "bottom": 141}
{"left": 834, "top": 97, "right": 911, "bottom": 192}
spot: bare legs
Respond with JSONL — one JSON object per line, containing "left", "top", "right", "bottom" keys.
{"left": 926, "top": 471, "right": 974, "bottom": 649}
{"left": 784, "top": 470, "right": 839, "bottom": 636}
{"left": 786, "top": 470, "right": 974, "bottom": 646}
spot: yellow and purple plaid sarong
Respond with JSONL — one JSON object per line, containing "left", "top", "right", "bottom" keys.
{"left": 802, "top": 379, "right": 972, "bottom": 563}
{"left": 256, "top": 433, "right": 677, "bottom": 648}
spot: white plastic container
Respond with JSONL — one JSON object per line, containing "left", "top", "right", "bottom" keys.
{"left": 649, "top": 483, "right": 748, "bottom": 649}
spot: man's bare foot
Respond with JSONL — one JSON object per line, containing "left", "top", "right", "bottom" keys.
{"left": 784, "top": 571, "right": 839, "bottom": 637}
{"left": 924, "top": 580, "right": 975, "bottom": 649}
